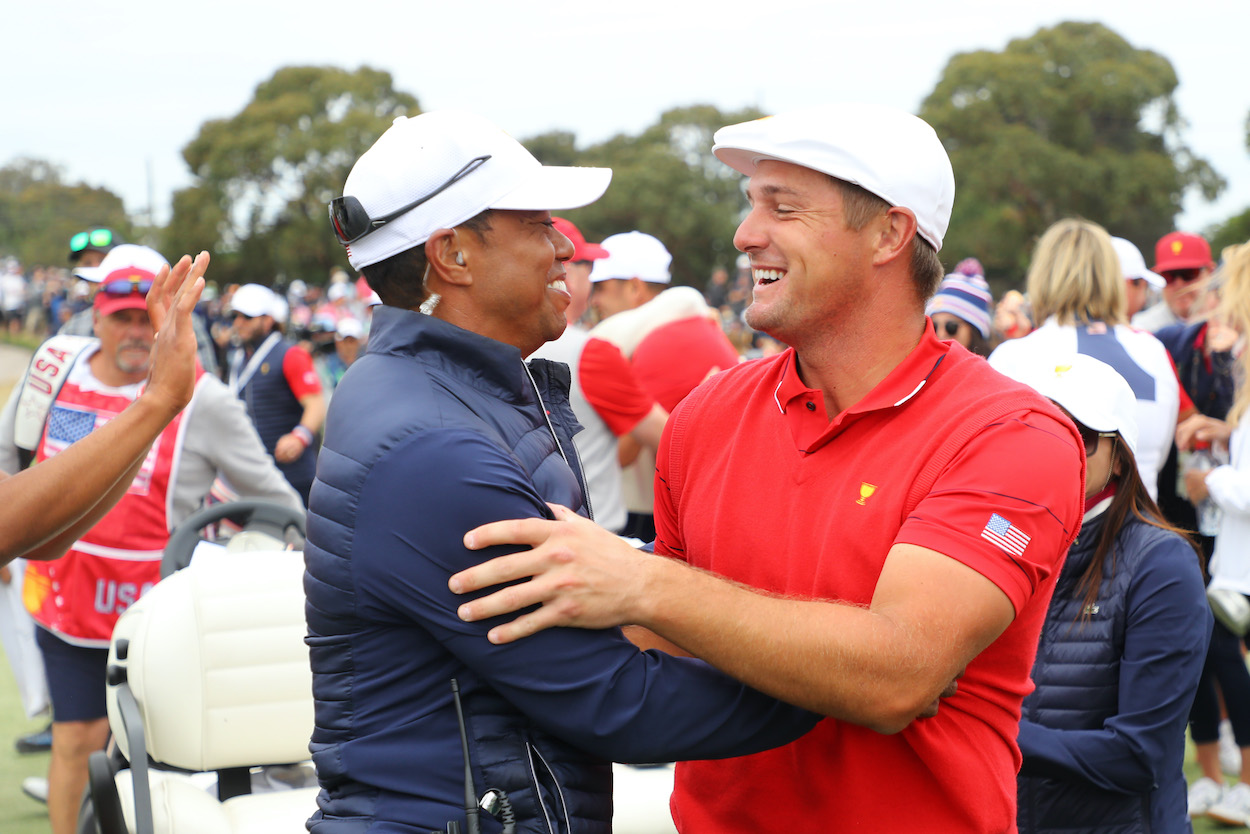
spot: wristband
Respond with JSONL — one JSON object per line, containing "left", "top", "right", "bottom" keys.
{"left": 291, "top": 425, "right": 315, "bottom": 447}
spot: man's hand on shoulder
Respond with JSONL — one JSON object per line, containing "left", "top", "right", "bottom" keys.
{"left": 452, "top": 503, "right": 659, "bottom": 643}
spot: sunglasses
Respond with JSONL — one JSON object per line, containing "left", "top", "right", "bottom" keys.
{"left": 329, "top": 155, "right": 492, "bottom": 244}
{"left": 933, "top": 319, "right": 963, "bottom": 337}
{"left": 100, "top": 278, "right": 153, "bottom": 296}
{"left": 1162, "top": 268, "right": 1202, "bottom": 284}
{"left": 1075, "top": 422, "right": 1117, "bottom": 456}
{"left": 70, "top": 228, "right": 114, "bottom": 253}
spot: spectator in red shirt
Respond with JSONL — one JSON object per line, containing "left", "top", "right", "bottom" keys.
{"left": 449, "top": 103, "right": 1086, "bottom": 832}
{"left": 530, "top": 219, "right": 667, "bottom": 534}
{"left": 588, "top": 231, "right": 738, "bottom": 540}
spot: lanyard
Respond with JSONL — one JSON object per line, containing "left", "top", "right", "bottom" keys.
{"left": 229, "top": 332, "right": 282, "bottom": 395}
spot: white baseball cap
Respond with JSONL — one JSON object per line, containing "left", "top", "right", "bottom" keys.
{"left": 997, "top": 353, "right": 1139, "bottom": 457}
{"left": 589, "top": 232, "right": 672, "bottom": 284}
{"left": 230, "top": 283, "right": 278, "bottom": 318}
{"left": 1111, "top": 237, "right": 1165, "bottom": 290}
{"left": 712, "top": 103, "right": 956, "bottom": 251}
{"left": 335, "top": 111, "right": 612, "bottom": 270}
{"left": 73, "top": 244, "right": 169, "bottom": 283}
{"left": 336, "top": 317, "right": 364, "bottom": 340}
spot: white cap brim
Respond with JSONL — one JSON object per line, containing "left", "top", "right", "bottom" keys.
{"left": 490, "top": 166, "right": 612, "bottom": 212}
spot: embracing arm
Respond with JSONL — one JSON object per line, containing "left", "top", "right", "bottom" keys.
{"left": 457, "top": 513, "right": 1010, "bottom": 733}
{"left": 0, "top": 253, "right": 207, "bottom": 565}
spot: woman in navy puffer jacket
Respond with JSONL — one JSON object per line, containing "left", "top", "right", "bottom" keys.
{"left": 1000, "top": 354, "right": 1211, "bottom": 833}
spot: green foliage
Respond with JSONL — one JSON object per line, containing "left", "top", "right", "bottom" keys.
{"left": 0, "top": 158, "right": 133, "bottom": 267}
{"left": 164, "top": 65, "right": 419, "bottom": 287}
{"left": 527, "top": 104, "right": 765, "bottom": 289}
{"left": 921, "top": 21, "right": 1224, "bottom": 285}
{"left": 1211, "top": 207, "right": 1250, "bottom": 256}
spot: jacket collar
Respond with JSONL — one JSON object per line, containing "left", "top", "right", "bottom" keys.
{"left": 367, "top": 305, "right": 531, "bottom": 402}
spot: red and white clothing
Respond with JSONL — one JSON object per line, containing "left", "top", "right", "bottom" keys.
{"left": 989, "top": 318, "right": 1180, "bottom": 499}
{"left": 0, "top": 345, "right": 303, "bottom": 648}
{"left": 530, "top": 327, "right": 653, "bottom": 533}
{"left": 22, "top": 354, "right": 183, "bottom": 646}
{"left": 654, "top": 328, "right": 1084, "bottom": 833}
{"left": 592, "top": 287, "right": 738, "bottom": 516}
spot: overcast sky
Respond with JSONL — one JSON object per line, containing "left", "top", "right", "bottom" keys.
{"left": 5, "top": 1, "right": 1247, "bottom": 242}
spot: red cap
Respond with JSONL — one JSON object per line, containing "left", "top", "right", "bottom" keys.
{"left": 552, "top": 217, "right": 608, "bottom": 262}
{"left": 1154, "top": 231, "right": 1214, "bottom": 273}
{"left": 93, "top": 268, "right": 157, "bottom": 318}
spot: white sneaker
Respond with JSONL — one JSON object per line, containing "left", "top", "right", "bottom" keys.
{"left": 1208, "top": 781, "right": 1250, "bottom": 825}
{"left": 1222, "top": 719, "right": 1244, "bottom": 776}
{"left": 21, "top": 776, "right": 48, "bottom": 804}
{"left": 1189, "top": 776, "right": 1225, "bottom": 818}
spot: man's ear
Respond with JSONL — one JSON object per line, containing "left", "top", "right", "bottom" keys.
{"left": 424, "top": 229, "right": 472, "bottom": 288}
{"left": 871, "top": 207, "right": 918, "bottom": 268}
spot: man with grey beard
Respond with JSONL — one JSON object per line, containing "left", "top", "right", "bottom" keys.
{"left": 0, "top": 244, "right": 300, "bottom": 834}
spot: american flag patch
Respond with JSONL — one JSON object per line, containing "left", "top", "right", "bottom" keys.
{"left": 47, "top": 406, "right": 101, "bottom": 446}
{"left": 981, "top": 513, "right": 1030, "bottom": 557}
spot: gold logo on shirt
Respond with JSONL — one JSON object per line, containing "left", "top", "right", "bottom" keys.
{"left": 260, "top": 363, "right": 270, "bottom": 375}
{"left": 857, "top": 483, "right": 877, "bottom": 505}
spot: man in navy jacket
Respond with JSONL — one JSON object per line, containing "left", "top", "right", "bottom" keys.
{"left": 305, "top": 111, "right": 819, "bottom": 834}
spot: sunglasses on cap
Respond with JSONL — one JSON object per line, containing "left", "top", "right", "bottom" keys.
{"left": 100, "top": 278, "right": 153, "bottom": 296}
{"left": 70, "top": 228, "right": 114, "bottom": 253}
{"left": 1074, "top": 422, "right": 1117, "bottom": 456}
{"left": 1162, "top": 268, "right": 1202, "bottom": 284}
{"left": 329, "top": 155, "right": 492, "bottom": 245}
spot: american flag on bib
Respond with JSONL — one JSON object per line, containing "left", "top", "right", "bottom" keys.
{"left": 44, "top": 405, "right": 106, "bottom": 456}
{"left": 981, "top": 513, "right": 1030, "bottom": 557}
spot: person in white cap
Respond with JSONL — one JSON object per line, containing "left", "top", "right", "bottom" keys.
{"left": 307, "top": 111, "right": 819, "bottom": 834}
{"left": 0, "top": 249, "right": 300, "bottom": 834}
{"left": 1112, "top": 236, "right": 1166, "bottom": 320}
{"left": 588, "top": 231, "right": 738, "bottom": 540}
{"left": 529, "top": 218, "right": 668, "bottom": 536}
{"left": 227, "top": 282, "right": 325, "bottom": 505}
{"left": 451, "top": 103, "right": 1087, "bottom": 833}
{"left": 999, "top": 354, "right": 1208, "bottom": 834}
{"left": 989, "top": 219, "right": 1182, "bottom": 501}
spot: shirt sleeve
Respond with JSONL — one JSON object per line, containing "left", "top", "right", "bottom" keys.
{"left": 173, "top": 377, "right": 304, "bottom": 525}
{"left": 1017, "top": 530, "right": 1211, "bottom": 790}
{"left": 578, "top": 338, "right": 655, "bottom": 436}
{"left": 895, "top": 410, "right": 1085, "bottom": 615}
{"left": 352, "top": 428, "right": 820, "bottom": 763}
{"left": 282, "top": 346, "right": 323, "bottom": 399}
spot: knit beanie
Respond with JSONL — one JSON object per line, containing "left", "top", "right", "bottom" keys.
{"left": 926, "top": 272, "right": 993, "bottom": 339}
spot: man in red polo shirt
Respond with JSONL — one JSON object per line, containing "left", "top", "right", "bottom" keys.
{"left": 450, "top": 104, "right": 1085, "bottom": 832}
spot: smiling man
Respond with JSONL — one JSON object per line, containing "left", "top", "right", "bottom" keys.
{"left": 306, "top": 111, "right": 820, "bottom": 834}
{"left": 449, "top": 104, "right": 1088, "bottom": 832}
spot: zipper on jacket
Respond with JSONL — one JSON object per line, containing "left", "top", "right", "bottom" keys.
{"left": 525, "top": 741, "right": 573, "bottom": 834}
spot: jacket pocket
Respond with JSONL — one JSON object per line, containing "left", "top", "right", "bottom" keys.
{"left": 525, "top": 741, "right": 572, "bottom": 834}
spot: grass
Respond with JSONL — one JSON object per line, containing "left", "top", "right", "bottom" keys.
{"left": 1, "top": 644, "right": 53, "bottom": 834}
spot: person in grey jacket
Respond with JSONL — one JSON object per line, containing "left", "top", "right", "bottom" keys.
{"left": 1002, "top": 354, "right": 1211, "bottom": 834}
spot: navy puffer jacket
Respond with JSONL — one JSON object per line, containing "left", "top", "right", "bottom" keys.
{"left": 304, "top": 307, "right": 819, "bottom": 834}
{"left": 1016, "top": 510, "right": 1211, "bottom": 834}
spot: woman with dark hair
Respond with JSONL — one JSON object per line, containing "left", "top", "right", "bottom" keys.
{"left": 1004, "top": 354, "right": 1211, "bottom": 834}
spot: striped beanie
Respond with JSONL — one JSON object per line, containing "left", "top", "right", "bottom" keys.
{"left": 926, "top": 272, "right": 993, "bottom": 339}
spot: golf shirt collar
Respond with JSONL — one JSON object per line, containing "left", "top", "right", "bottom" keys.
{"left": 773, "top": 319, "right": 951, "bottom": 453}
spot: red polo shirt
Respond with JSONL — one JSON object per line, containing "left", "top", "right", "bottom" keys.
{"left": 655, "top": 327, "right": 1084, "bottom": 833}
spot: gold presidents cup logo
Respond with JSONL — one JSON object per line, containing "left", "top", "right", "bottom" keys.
{"left": 857, "top": 483, "right": 877, "bottom": 506}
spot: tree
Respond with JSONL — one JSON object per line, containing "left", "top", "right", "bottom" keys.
{"left": 0, "top": 158, "right": 131, "bottom": 268}
{"left": 165, "top": 66, "right": 419, "bottom": 287}
{"left": 526, "top": 104, "right": 766, "bottom": 290}
{"left": 1210, "top": 110, "right": 1250, "bottom": 256}
{"left": 920, "top": 22, "right": 1224, "bottom": 286}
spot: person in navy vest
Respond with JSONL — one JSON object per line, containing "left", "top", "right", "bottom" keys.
{"left": 227, "top": 283, "right": 324, "bottom": 505}
{"left": 305, "top": 111, "right": 820, "bottom": 834}
{"left": 1001, "top": 354, "right": 1210, "bottom": 833}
